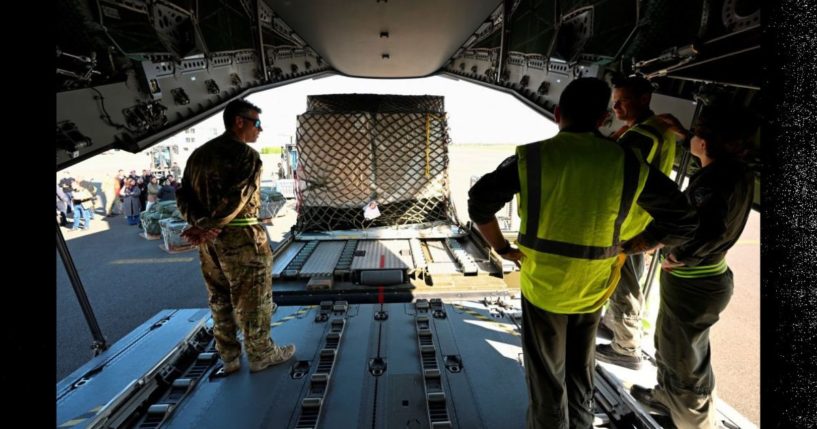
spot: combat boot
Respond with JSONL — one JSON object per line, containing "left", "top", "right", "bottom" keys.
{"left": 596, "top": 343, "right": 643, "bottom": 370}
{"left": 222, "top": 357, "right": 241, "bottom": 375}
{"left": 249, "top": 344, "right": 296, "bottom": 372}
{"left": 630, "top": 385, "right": 671, "bottom": 415}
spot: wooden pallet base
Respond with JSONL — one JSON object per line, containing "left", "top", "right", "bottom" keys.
{"left": 140, "top": 232, "right": 162, "bottom": 240}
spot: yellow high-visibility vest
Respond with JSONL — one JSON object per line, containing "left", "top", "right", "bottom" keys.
{"left": 516, "top": 131, "right": 649, "bottom": 314}
{"left": 619, "top": 116, "right": 677, "bottom": 240}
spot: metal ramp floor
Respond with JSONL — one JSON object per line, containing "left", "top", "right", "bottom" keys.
{"left": 57, "top": 300, "right": 757, "bottom": 429}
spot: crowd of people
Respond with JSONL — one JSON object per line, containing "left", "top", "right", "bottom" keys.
{"left": 56, "top": 169, "right": 182, "bottom": 231}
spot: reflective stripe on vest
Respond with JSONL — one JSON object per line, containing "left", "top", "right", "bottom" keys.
{"left": 517, "top": 137, "right": 642, "bottom": 260}
{"left": 622, "top": 116, "right": 676, "bottom": 176}
{"left": 618, "top": 116, "right": 677, "bottom": 240}
{"left": 227, "top": 217, "right": 259, "bottom": 226}
{"left": 668, "top": 258, "right": 728, "bottom": 278}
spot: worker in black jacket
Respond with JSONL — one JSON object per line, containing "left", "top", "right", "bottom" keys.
{"left": 629, "top": 104, "right": 757, "bottom": 429}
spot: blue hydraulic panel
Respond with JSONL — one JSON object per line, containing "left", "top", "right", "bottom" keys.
{"left": 56, "top": 302, "right": 530, "bottom": 429}
{"left": 56, "top": 308, "right": 211, "bottom": 428}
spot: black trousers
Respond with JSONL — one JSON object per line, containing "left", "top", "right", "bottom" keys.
{"left": 654, "top": 269, "right": 733, "bottom": 427}
{"left": 521, "top": 296, "right": 601, "bottom": 429}
{"left": 656, "top": 269, "right": 733, "bottom": 395}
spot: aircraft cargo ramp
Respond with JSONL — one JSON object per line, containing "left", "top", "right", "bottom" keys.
{"left": 56, "top": 300, "right": 529, "bottom": 429}
{"left": 56, "top": 299, "right": 755, "bottom": 429}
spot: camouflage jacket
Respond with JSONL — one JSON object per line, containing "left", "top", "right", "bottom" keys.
{"left": 177, "top": 133, "right": 263, "bottom": 229}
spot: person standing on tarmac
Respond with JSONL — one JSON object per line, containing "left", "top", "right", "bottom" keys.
{"left": 468, "top": 78, "right": 698, "bottom": 429}
{"left": 69, "top": 177, "right": 95, "bottom": 230}
{"left": 177, "top": 99, "right": 296, "bottom": 375}
{"left": 596, "top": 76, "right": 679, "bottom": 370}
{"left": 171, "top": 161, "right": 182, "bottom": 179}
{"left": 630, "top": 105, "right": 757, "bottom": 428}
{"left": 276, "top": 162, "right": 286, "bottom": 180}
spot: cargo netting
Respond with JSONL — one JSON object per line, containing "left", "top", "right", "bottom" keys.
{"left": 295, "top": 94, "right": 456, "bottom": 232}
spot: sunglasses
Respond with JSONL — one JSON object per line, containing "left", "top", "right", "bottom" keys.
{"left": 240, "top": 116, "right": 262, "bottom": 129}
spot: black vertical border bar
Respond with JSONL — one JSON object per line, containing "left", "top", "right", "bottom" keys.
{"left": 762, "top": 1, "right": 817, "bottom": 427}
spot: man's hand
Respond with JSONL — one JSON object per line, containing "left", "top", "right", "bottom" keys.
{"left": 620, "top": 235, "right": 663, "bottom": 255}
{"left": 474, "top": 218, "right": 525, "bottom": 264}
{"left": 661, "top": 253, "right": 685, "bottom": 271}
{"left": 492, "top": 237, "right": 524, "bottom": 263}
{"left": 499, "top": 247, "right": 524, "bottom": 263}
{"left": 181, "top": 225, "right": 221, "bottom": 245}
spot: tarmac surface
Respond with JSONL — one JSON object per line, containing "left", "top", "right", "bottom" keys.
{"left": 57, "top": 145, "right": 759, "bottom": 425}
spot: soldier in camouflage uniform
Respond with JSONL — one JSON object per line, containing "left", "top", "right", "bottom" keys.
{"left": 177, "top": 99, "right": 296, "bottom": 375}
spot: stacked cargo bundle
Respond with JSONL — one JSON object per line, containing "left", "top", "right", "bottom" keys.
{"left": 294, "top": 94, "right": 456, "bottom": 231}
{"left": 140, "top": 200, "right": 182, "bottom": 238}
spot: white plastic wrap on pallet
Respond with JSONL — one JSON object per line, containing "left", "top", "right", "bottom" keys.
{"left": 294, "top": 96, "right": 455, "bottom": 231}
{"left": 159, "top": 218, "right": 194, "bottom": 252}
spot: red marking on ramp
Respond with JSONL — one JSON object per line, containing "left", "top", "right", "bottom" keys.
{"left": 378, "top": 254, "right": 386, "bottom": 303}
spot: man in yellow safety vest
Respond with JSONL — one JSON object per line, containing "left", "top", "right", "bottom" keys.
{"left": 468, "top": 78, "right": 698, "bottom": 428}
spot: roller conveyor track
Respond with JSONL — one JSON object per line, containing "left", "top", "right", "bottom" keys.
{"left": 446, "top": 238, "right": 479, "bottom": 275}
{"left": 273, "top": 242, "right": 307, "bottom": 278}
{"left": 300, "top": 242, "right": 346, "bottom": 277}
{"left": 276, "top": 235, "right": 503, "bottom": 285}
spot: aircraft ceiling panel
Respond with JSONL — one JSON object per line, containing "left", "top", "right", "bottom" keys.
{"left": 267, "top": 0, "right": 501, "bottom": 78}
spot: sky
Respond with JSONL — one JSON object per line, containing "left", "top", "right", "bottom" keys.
{"left": 195, "top": 75, "right": 559, "bottom": 147}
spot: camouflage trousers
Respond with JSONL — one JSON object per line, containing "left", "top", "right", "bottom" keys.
{"left": 602, "top": 253, "right": 645, "bottom": 356}
{"left": 199, "top": 224, "right": 276, "bottom": 363}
